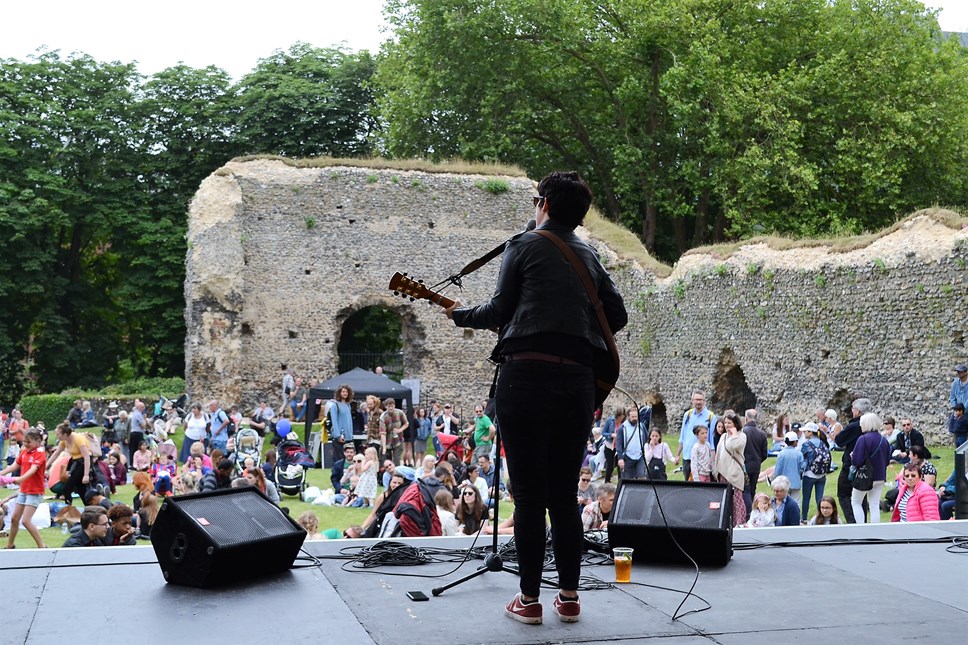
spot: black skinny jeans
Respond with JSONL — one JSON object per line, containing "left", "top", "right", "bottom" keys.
{"left": 497, "top": 360, "right": 594, "bottom": 598}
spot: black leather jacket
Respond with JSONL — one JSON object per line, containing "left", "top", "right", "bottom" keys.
{"left": 452, "top": 219, "right": 627, "bottom": 356}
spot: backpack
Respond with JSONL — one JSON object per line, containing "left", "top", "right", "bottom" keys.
{"left": 810, "top": 440, "right": 832, "bottom": 475}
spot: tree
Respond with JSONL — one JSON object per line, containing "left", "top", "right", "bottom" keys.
{"left": 376, "top": 0, "right": 968, "bottom": 260}
{"left": 117, "top": 64, "right": 243, "bottom": 377}
{"left": 0, "top": 51, "right": 145, "bottom": 395}
{"left": 235, "top": 43, "right": 379, "bottom": 157}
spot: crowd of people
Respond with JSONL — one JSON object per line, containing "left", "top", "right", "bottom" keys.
{"left": 0, "top": 363, "right": 964, "bottom": 550}
{"left": 580, "top": 373, "right": 968, "bottom": 531}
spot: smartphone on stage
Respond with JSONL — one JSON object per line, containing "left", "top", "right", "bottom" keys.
{"left": 407, "top": 591, "right": 429, "bottom": 602}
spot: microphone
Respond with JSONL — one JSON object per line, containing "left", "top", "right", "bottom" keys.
{"left": 454, "top": 219, "right": 537, "bottom": 279}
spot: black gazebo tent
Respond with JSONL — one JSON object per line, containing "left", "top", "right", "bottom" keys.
{"left": 304, "top": 367, "right": 414, "bottom": 447}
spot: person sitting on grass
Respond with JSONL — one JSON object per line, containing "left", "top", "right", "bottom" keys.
{"left": 150, "top": 451, "right": 176, "bottom": 496}
{"left": 297, "top": 511, "right": 325, "bottom": 540}
{"left": 808, "top": 496, "right": 840, "bottom": 525}
{"left": 0, "top": 430, "right": 48, "bottom": 549}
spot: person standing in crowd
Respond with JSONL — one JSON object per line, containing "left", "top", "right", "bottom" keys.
{"left": 180, "top": 403, "right": 208, "bottom": 463}
{"left": 472, "top": 404, "right": 495, "bottom": 461}
{"left": 713, "top": 411, "right": 748, "bottom": 527}
{"left": 642, "top": 428, "right": 676, "bottom": 480}
{"left": 599, "top": 406, "right": 624, "bottom": 483}
{"left": 677, "top": 392, "right": 716, "bottom": 481}
{"left": 850, "top": 412, "right": 891, "bottom": 524}
{"left": 616, "top": 406, "right": 646, "bottom": 480}
{"left": 379, "top": 398, "right": 409, "bottom": 466}
{"left": 207, "top": 400, "right": 230, "bottom": 454}
{"left": 281, "top": 366, "right": 295, "bottom": 415}
{"left": 129, "top": 400, "right": 148, "bottom": 460}
{"left": 325, "top": 385, "right": 355, "bottom": 452}
{"left": 434, "top": 403, "right": 460, "bottom": 435}
{"left": 364, "top": 395, "right": 384, "bottom": 462}
{"left": 742, "top": 408, "right": 769, "bottom": 518}
{"left": 447, "top": 171, "right": 627, "bottom": 625}
{"left": 949, "top": 403, "right": 968, "bottom": 449}
{"left": 6, "top": 408, "right": 29, "bottom": 466}
{"left": 948, "top": 363, "right": 968, "bottom": 448}
{"left": 0, "top": 430, "right": 47, "bottom": 549}
{"left": 413, "top": 407, "right": 432, "bottom": 466}
{"left": 834, "top": 398, "right": 869, "bottom": 523}
{"left": 799, "top": 422, "right": 829, "bottom": 523}
{"left": 772, "top": 431, "right": 805, "bottom": 504}
{"left": 289, "top": 377, "right": 308, "bottom": 422}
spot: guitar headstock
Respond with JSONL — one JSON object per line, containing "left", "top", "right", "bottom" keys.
{"left": 388, "top": 272, "right": 455, "bottom": 309}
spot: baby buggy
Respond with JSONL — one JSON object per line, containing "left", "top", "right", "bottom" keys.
{"left": 233, "top": 427, "right": 262, "bottom": 473}
{"left": 275, "top": 437, "right": 316, "bottom": 496}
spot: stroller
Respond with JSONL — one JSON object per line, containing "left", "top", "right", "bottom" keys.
{"left": 274, "top": 438, "right": 316, "bottom": 496}
{"left": 233, "top": 427, "right": 262, "bottom": 472}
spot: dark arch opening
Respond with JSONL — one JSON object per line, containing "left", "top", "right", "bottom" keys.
{"left": 709, "top": 348, "right": 757, "bottom": 415}
{"left": 337, "top": 306, "right": 403, "bottom": 379}
{"left": 649, "top": 398, "right": 668, "bottom": 435}
{"left": 826, "top": 388, "right": 859, "bottom": 420}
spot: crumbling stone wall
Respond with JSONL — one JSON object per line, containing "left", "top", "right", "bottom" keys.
{"left": 612, "top": 212, "right": 968, "bottom": 442}
{"left": 186, "top": 159, "right": 967, "bottom": 442}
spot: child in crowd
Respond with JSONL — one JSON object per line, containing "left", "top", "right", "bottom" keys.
{"left": 297, "top": 511, "right": 324, "bottom": 540}
{"left": 150, "top": 452, "right": 176, "bottom": 496}
{"left": 746, "top": 493, "right": 776, "bottom": 528}
{"left": 0, "top": 430, "right": 47, "bottom": 548}
{"left": 809, "top": 496, "right": 840, "bottom": 525}
{"left": 341, "top": 475, "right": 360, "bottom": 507}
{"left": 356, "top": 446, "right": 379, "bottom": 507}
{"left": 772, "top": 432, "right": 805, "bottom": 503}
{"left": 133, "top": 441, "right": 153, "bottom": 472}
{"left": 690, "top": 425, "right": 712, "bottom": 482}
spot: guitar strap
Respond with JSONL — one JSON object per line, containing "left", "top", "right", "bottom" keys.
{"left": 532, "top": 229, "right": 620, "bottom": 395}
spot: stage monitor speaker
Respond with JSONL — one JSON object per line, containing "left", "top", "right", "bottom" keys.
{"left": 956, "top": 440, "right": 968, "bottom": 520}
{"left": 607, "top": 479, "right": 733, "bottom": 567}
{"left": 151, "top": 487, "right": 306, "bottom": 588}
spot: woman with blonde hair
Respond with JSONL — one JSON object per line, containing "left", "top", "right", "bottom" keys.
{"left": 365, "top": 395, "right": 383, "bottom": 461}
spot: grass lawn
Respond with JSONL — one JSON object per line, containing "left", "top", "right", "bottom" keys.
{"left": 3, "top": 431, "right": 959, "bottom": 548}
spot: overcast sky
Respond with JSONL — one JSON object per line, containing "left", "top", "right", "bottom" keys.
{"left": 0, "top": 1, "right": 966, "bottom": 81}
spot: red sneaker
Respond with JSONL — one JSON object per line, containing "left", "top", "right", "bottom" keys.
{"left": 505, "top": 593, "right": 543, "bottom": 624}
{"left": 552, "top": 593, "right": 580, "bottom": 622}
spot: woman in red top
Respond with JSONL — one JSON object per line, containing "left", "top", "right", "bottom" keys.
{"left": 0, "top": 430, "right": 47, "bottom": 548}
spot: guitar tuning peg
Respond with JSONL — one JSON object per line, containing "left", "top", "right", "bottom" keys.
{"left": 409, "top": 297, "right": 415, "bottom": 302}
{"left": 393, "top": 291, "right": 399, "bottom": 296}
{"left": 403, "top": 272, "right": 409, "bottom": 277}
{"left": 418, "top": 279, "right": 424, "bottom": 284}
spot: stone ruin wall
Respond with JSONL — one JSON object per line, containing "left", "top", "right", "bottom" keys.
{"left": 186, "top": 159, "right": 968, "bottom": 443}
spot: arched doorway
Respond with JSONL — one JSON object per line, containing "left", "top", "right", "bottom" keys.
{"left": 337, "top": 306, "right": 403, "bottom": 380}
{"left": 710, "top": 348, "right": 757, "bottom": 414}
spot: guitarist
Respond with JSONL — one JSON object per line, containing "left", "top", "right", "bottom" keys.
{"left": 445, "top": 171, "right": 627, "bottom": 625}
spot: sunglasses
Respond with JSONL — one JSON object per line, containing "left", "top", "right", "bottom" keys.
{"left": 532, "top": 195, "right": 545, "bottom": 207}
{"left": 580, "top": 478, "right": 591, "bottom": 483}
{"left": 353, "top": 459, "right": 364, "bottom": 463}
{"left": 462, "top": 491, "right": 476, "bottom": 496}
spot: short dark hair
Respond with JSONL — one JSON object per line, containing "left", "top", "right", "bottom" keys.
{"left": 537, "top": 171, "right": 593, "bottom": 229}
{"left": 466, "top": 464, "right": 478, "bottom": 474}
{"left": 80, "top": 506, "right": 107, "bottom": 530}
{"left": 107, "top": 504, "right": 134, "bottom": 522}
{"left": 217, "top": 459, "right": 235, "bottom": 471}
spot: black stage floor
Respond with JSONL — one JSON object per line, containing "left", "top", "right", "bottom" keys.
{"left": 4, "top": 521, "right": 967, "bottom": 644}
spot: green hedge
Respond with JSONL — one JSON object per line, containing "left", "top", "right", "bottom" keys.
{"left": 17, "top": 394, "right": 77, "bottom": 428}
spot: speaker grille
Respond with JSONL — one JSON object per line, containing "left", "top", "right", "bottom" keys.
{"left": 175, "top": 489, "right": 300, "bottom": 547}
{"left": 614, "top": 483, "right": 727, "bottom": 529}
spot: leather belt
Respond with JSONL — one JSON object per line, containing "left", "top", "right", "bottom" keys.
{"left": 505, "top": 351, "right": 581, "bottom": 366}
